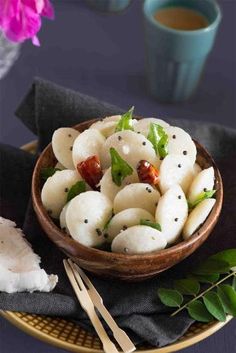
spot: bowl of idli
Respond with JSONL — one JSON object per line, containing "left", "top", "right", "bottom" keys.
{"left": 32, "top": 109, "right": 223, "bottom": 281}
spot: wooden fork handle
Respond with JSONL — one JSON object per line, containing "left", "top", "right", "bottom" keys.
{"left": 86, "top": 307, "right": 118, "bottom": 353}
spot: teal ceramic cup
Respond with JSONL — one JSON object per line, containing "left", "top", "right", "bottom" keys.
{"left": 143, "top": 0, "right": 222, "bottom": 102}
{"left": 86, "top": 0, "right": 131, "bottom": 12}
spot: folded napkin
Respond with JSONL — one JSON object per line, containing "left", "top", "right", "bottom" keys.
{"left": 1, "top": 77, "right": 236, "bottom": 347}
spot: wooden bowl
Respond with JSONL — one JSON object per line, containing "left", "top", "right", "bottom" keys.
{"left": 32, "top": 119, "right": 223, "bottom": 281}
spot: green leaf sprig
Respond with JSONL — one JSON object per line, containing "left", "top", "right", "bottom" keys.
{"left": 110, "top": 147, "right": 133, "bottom": 186}
{"left": 147, "top": 123, "right": 168, "bottom": 159}
{"left": 158, "top": 288, "right": 183, "bottom": 307}
{"left": 115, "top": 106, "right": 134, "bottom": 132}
{"left": 157, "top": 249, "right": 236, "bottom": 323}
{"left": 41, "top": 167, "right": 61, "bottom": 180}
{"left": 66, "top": 181, "right": 86, "bottom": 202}
{"left": 188, "top": 190, "right": 216, "bottom": 210}
{"left": 140, "top": 219, "right": 162, "bottom": 231}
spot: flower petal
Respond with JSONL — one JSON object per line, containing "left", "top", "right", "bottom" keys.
{"left": 5, "top": 5, "right": 41, "bottom": 43}
{"left": 32, "top": 35, "right": 40, "bottom": 46}
{"left": 1, "top": 0, "right": 54, "bottom": 44}
{"left": 41, "top": 0, "right": 54, "bottom": 19}
{"left": 0, "top": 0, "right": 19, "bottom": 29}
{"left": 35, "top": 0, "right": 45, "bottom": 14}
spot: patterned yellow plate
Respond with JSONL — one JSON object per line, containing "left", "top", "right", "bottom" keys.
{"left": 1, "top": 311, "right": 232, "bottom": 353}
{"left": 0, "top": 141, "right": 233, "bottom": 353}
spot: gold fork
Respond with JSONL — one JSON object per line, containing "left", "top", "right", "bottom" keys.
{"left": 72, "top": 261, "right": 136, "bottom": 353}
{"left": 63, "top": 259, "right": 119, "bottom": 353}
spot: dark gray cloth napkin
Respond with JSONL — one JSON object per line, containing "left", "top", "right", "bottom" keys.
{"left": 0, "top": 77, "right": 236, "bottom": 348}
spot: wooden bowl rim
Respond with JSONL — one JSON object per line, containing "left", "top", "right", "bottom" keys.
{"left": 32, "top": 118, "right": 223, "bottom": 263}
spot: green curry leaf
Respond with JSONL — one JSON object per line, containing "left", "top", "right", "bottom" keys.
{"left": 174, "top": 279, "right": 200, "bottom": 296}
{"left": 158, "top": 288, "right": 183, "bottom": 308}
{"left": 217, "top": 285, "right": 236, "bottom": 316}
{"left": 147, "top": 123, "right": 168, "bottom": 158}
{"left": 188, "top": 190, "right": 216, "bottom": 209}
{"left": 41, "top": 167, "right": 61, "bottom": 180}
{"left": 209, "top": 249, "right": 236, "bottom": 268}
{"left": 203, "top": 291, "right": 226, "bottom": 322}
{"left": 110, "top": 147, "right": 133, "bottom": 186}
{"left": 140, "top": 219, "right": 162, "bottom": 231}
{"left": 67, "top": 181, "right": 86, "bottom": 202}
{"left": 115, "top": 107, "right": 134, "bottom": 132}
{"left": 187, "top": 300, "right": 214, "bottom": 322}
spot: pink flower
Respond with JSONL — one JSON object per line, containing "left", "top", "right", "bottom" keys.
{"left": 0, "top": 0, "right": 54, "bottom": 46}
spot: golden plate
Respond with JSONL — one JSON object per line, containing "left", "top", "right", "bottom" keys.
{"left": 1, "top": 311, "right": 232, "bottom": 353}
{"left": 0, "top": 140, "right": 233, "bottom": 353}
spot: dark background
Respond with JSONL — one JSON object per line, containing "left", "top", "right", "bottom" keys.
{"left": 0, "top": 0, "right": 235, "bottom": 352}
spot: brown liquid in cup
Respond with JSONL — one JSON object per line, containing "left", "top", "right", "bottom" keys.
{"left": 154, "top": 6, "right": 209, "bottom": 31}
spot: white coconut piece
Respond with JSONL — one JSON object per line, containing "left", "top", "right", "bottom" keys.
{"left": 106, "top": 208, "right": 155, "bottom": 242}
{"left": 72, "top": 129, "right": 105, "bottom": 168}
{"left": 101, "top": 130, "right": 160, "bottom": 169}
{"left": 52, "top": 128, "right": 79, "bottom": 170}
{"left": 0, "top": 218, "right": 40, "bottom": 272}
{"left": 100, "top": 167, "right": 139, "bottom": 202}
{"left": 134, "top": 118, "right": 169, "bottom": 137}
{"left": 183, "top": 198, "right": 216, "bottom": 239}
{"left": 159, "top": 154, "right": 194, "bottom": 194}
{"left": 41, "top": 169, "right": 83, "bottom": 219}
{"left": 59, "top": 202, "right": 70, "bottom": 233}
{"left": 66, "top": 191, "right": 112, "bottom": 247}
{"left": 155, "top": 185, "right": 188, "bottom": 244}
{"left": 111, "top": 225, "right": 167, "bottom": 254}
{"left": 113, "top": 183, "right": 160, "bottom": 215}
{"left": 0, "top": 217, "right": 58, "bottom": 293}
{"left": 0, "top": 265, "right": 58, "bottom": 293}
{"left": 193, "top": 163, "right": 202, "bottom": 176}
{"left": 165, "top": 126, "right": 197, "bottom": 166}
{"left": 187, "top": 167, "right": 215, "bottom": 204}
{"left": 89, "top": 115, "right": 121, "bottom": 138}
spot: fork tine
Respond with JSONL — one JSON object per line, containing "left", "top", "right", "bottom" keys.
{"left": 68, "top": 259, "right": 87, "bottom": 291}
{"left": 63, "top": 259, "right": 82, "bottom": 292}
{"left": 73, "top": 264, "right": 94, "bottom": 290}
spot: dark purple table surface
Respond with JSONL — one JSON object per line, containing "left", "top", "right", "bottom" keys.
{"left": 0, "top": 1, "right": 235, "bottom": 352}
